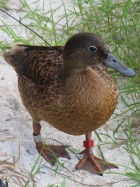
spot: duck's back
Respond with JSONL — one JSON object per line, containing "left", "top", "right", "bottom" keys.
{"left": 4, "top": 45, "right": 64, "bottom": 84}
{"left": 4, "top": 45, "right": 64, "bottom": 121}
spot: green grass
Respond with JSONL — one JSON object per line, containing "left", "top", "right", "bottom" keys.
{"left": 95, "top": 118, "right": 140, "bottom": 186}
{"left": 48, "top": 179, "right": 66, "bottom": 187}
{"left": 0, "top": 0, "right": 10, "bottom": 9}
{"left": 0, "top": 0, "right": 140, "bottom": 186}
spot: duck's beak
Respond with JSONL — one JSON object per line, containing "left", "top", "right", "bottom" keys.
{"left": 103, "top": 53, "right": 136, "bottom": 77}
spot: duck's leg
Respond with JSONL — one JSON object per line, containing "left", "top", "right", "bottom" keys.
{"left": 33, "top": 122, "right": 71, "bottom": 165}
{"left": 75, "top": 132, "right": 117, "bottom": 175}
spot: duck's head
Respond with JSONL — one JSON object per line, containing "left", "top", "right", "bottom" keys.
{"left": 63, "top": 32, "right": 135, "bottom": 77}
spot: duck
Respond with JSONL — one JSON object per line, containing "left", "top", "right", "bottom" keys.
{"left": 4, "top": 33, "right": 135, "bottom": 175}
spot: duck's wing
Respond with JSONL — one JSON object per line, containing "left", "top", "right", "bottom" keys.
{"left": 4, "top": 45, "right": 64, "bottom": 85}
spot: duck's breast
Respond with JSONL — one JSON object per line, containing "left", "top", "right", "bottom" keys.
{"left": 46, "top": 68, "right": 119, "bottom": 135}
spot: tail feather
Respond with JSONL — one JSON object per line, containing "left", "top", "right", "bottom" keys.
{"left": 4, "top": 45, "right": 27, "bottom": 71}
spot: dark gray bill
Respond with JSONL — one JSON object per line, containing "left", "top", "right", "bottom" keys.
{"left": 103, "top": 53, "right": 136, "bottom": 77}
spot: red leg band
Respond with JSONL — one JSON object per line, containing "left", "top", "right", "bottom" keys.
{"left": 83, "top": 140, "right": 94, "bottom": 147}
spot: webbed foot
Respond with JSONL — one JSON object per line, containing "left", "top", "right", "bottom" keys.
{"left": 36, "top": 142, "right": 71, "bottom": 165}
{"left": 76, "top": 152, "right": 117, "bottom": 175}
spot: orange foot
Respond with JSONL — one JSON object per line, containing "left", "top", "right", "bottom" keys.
{"left": 36, "top": 142, "right": 71, "bottom": 165}
{"left": 75, "top": 132, "right": 118, "bottom": 175}
{"left": 75, "top": 151, "right": 117, "bottom": 175}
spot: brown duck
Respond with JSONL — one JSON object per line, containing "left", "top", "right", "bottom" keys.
{"left": 4, "top": 33, "right": 135, "bottom": 175}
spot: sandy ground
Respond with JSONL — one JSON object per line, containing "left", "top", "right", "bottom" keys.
{"left": 0, "top": 1, "right": 138, "bottom": 187}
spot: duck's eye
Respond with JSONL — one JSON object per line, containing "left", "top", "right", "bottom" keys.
{"left": 88, "top": 46, "right": 97, "bottom": 52}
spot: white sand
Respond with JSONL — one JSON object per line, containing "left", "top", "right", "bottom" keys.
{"left": 0, "top": 1, "right": 138, "bottom": 186}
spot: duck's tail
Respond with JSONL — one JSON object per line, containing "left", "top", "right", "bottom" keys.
{"left": 4, "top": 45, "right": 26, "bottom": 71}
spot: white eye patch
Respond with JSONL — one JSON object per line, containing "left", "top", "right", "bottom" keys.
{"left": 87, "top": 46, "right": 97, "bottom": 52}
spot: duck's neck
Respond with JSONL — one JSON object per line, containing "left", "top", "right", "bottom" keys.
{"left": 64, "top": 67, "right": 86, "bottom": 80}
{"left": 63, "top": 58, "right": 88, "bottom": 79}
{"left": 64, "top": 66, "right": 100, "bottom": 92}
{"left": 63, "top": 65, "right": 117, "bottom": 95}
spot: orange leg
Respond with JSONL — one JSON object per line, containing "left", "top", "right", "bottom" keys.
{"left": 33, "top": 122, "right": 70, "bottom": 165}
{"left": 75, "top": 132, "right": 118, "bottom": 175}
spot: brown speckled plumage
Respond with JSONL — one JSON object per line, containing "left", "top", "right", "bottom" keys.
{"left": 4, "top": 33, "right": 119, "bottom": 135}
{"left": 4, "top": 33, "right": 135, "bottom": 174}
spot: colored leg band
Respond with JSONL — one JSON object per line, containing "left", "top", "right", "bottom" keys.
{"left": 83, "top": 140, "right": 94, "bottom": 147}
{"left": 33, "top": 134, "right": 42, "bottom": 143}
